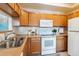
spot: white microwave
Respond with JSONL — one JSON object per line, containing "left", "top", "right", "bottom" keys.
{"left": 40, "top": 20, "right": 53, "bottom": 27}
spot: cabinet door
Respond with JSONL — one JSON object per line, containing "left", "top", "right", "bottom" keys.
{"left": 53, "top": 15, "right": 67, "bottom": 26}
{"left": 30, "top": 37, "right": 41, "bottom": 55}
{"left": 40, "top": 14, "right": 53, "bottom": 20}
{"left": 29, "top": 13, "right": 53, "bottom": 26}
{"left": 29, "top": 13, "right": 40, "bottom": 26}
{"left": 56, "top": 36, "right": 67, "bottom": 52}
{"left": 20, "top": 11, "right": 28, "bottom": 26}
{"left": 46, "top": 14, "right": 53, "bottom": 20}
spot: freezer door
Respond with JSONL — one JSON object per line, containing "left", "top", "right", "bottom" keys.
{"left": 68, "top": 17, "right": 79, "bottom": 31}
{"left": 68, "top": 32, "right": 79, "bottom": 56}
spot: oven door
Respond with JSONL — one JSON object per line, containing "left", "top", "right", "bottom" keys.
{"left": 41, "top": 36, "right": 56, "bottom": 55}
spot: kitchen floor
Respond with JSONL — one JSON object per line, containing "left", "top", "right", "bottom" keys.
{"left": 45, "top": 51, "right": 69, "bottom": 56}
{"left": 33, "top": 51, "right": 69, "bottom": 56}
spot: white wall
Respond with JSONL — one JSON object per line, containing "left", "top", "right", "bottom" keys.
{"left": 12, "top": 17, "right": 20, "bottom": 26}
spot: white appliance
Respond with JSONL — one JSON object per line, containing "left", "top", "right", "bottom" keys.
{"left": 68, "top": 17, "right": 79, "bottom": 56}
{"left": 41, "top": 36, "right": 56, "bottom": 55}
{"left": 38, "top": 28, "right": 56, "bottom": 55}
{"left": 39, "top": 19, "right": 56, "bottom": 55}
{"left": 40, "top": 20, "right": 53, "bottom": 27}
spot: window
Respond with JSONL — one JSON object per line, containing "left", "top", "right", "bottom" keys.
{"left": 0, "top": 10, "right": 12, "bottom": 31}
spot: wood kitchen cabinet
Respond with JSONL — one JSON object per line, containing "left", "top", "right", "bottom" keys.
{"left": 29, "top": 13, "right": 41, "bottom": 26}
{"left": 29, "top": 13, "right": 67, "bottom": 27}
{"left": 26, "top": 37, "right": 41, "bottom": 55}
{"left": 68, "top": 12, "right": 79, "bottom": 19}
{"left": 23, "top": 37, "right": 31, "bottom": 56}
{"left": 40, "top": 14, "right": 53, "bottom": 20}
{"left": 29, "top": 13, "right": 53, "bottom": 26}
{"left": 56, "top": 36, "right": 67, "bottom": 52}
{"left": 30, "top": 37, "right": 41, "bottom": 55}
{"left": 20, "top": 10, "right": 29, "bottom": 26}
{"left": 40, "top": 14, "right": 67, "bottom": 26}
{"left": 8, "top": 3, "right": 20, "bottom": 16}
{"left": 14, "top": 3, "right": 21, "bottom": 15}
{"left": 53, "top": 15, "right": 67, "bottom": 26}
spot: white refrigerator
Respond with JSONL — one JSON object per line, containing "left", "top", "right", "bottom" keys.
{"left": 68, "top": 17, "right": 79, "bottom": 56}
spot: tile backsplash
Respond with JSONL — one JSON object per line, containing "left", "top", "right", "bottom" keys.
{"left": 13, "top": 26, "right": 67, "bottom": 35}
{"left": 58, "top": 27, "right": 67, "bottom": 34}
{"left": 14, "top": 26, "right": 39, "bottom": 35}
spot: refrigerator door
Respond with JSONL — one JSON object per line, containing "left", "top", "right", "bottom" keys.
{"left": 68, "top": 17, "right": 79, "bottom": 31}
{"left": 68, "top": 32, "right": 79, "bottom": 56}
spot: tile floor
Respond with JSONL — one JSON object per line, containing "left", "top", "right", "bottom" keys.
{"left": 43, "top": 51, "right": 69, "bottom": 56}
{"left": 31, "top": 51, "right": 69, "bottom": 56}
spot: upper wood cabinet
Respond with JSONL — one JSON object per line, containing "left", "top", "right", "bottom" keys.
{"left": 20, "top": 10, "right": 29, "bottom": 26}
{"left": 29, "top": 13, "right": 41, "bottom": 26}
{"left": 29, "top": 13, "right": 53, "bottom": 26}
{"left": 8, "top": 3, "right": 29, "bottom": 26}
{"left": 14, "top": 4, "right": 20, "bottom": 15}
{"left": 40, "top": 14, "right": 53, "bottom": 20}
{"left": 29, "top": 13, "right": 67, "bottom": 27}
{"left": 8, "top": 3, "right": 20, "bottom": 16}
{"left": 0, "top": 3, "right": 15, "bottom": 16}
{"left": 53, "top": 15, "right": 67, "bottom": 27}
{"left": 68, "top": 12, "right": 79, "bottom": 19}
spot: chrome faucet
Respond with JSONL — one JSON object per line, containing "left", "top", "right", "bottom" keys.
{"left": 5, "top": 32, "right": 16, "bottom": 48}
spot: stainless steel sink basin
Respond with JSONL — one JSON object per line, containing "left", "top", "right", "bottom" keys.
{"left": 0, "top": 36, "right": 24, "bottom": 49}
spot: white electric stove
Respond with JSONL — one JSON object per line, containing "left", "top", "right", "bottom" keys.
{"left": 41, "top": 35, "right": 56, "bottom": 55}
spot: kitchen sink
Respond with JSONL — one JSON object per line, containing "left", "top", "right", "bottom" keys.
{"left": 0, "top": 36, "right": 25, "bottom": 49}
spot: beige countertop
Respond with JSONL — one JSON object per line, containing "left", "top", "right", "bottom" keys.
{"left": 56, "top": 33, "right": 67, "bottom": 37}
{"left": 26, "top": 34, "right": 67, "bottom": 37}
{"left": 0, "top": 33, "right": 67, "bottom": 56}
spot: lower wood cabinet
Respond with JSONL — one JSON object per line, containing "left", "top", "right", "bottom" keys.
{"left": 56, "top": 36, "right": 67, "bottom": 52}
{"left": 30, "top": 37, "right": 41, "bottom": 55}
{"left": 26, "top": 37, "right": 41, "bottom": 56}
{"left": 24, "top": 36, "right": 67, "bottom": 55}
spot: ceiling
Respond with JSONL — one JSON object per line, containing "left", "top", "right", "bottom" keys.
{"left": 20, "top": 3, "right": 79, "bottom": 14}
